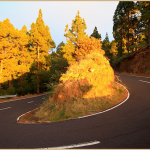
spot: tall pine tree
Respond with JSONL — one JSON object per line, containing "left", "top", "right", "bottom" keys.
{"left": 30, "top": 9, "right": 53, "bottom": 94}
{"left": 137, "top": 2, "right": 150, "bottom": 44}
{"left": 1, "top": 19, "right": 19, "bottom": 88}
{"left": 113, "top": 2, "right": 136, "bottom": 56}
{"left": 62, "top": 11, "right": 88, "bottom": 64}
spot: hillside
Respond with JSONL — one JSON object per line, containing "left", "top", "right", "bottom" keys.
{"left": 115, "top": 46, "right": 150, "bottom": 75}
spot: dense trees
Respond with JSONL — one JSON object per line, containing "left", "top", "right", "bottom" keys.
{"left": 0, "top": 9, "right": 70, "bottom": 96}
{"left": 0, "top": 19, "right": 20, "bottom": 88}
{"left": 0, "top": 9, "right": 57, "bottom": 96}
{"left": 113, "top": 1, "right": 135, "bottom": 56}
{"left": 113, "top": 1, "right": 150, "bottom": 57}
{"left": 49, "top": 42, "right": 68, "bottom": 84}
{"left": 137, "top": 2, "right": 150, "bottom": 44}
{"left": 1, "top": 3, "right": 150, "bottom": 96}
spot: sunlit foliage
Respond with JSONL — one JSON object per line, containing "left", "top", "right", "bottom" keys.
{"left": 0, "top": 9, "right": 56, "bottom": 96}
{"left": 75, "top": 36, "right": 104, "bottom": 60}
{"left": 29, "top": 9, "right": 53, "bottom": 94}
{"left": 62, "top": 11, "right": 88, "bottom": 65}
{"left": 53, "top": 50, "right": 114, "bottom": 104}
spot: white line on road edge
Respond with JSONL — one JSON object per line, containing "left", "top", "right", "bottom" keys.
{"left": 17, "top": 82, "right": 130, "bottom": 122}
{"left": 0, "top": 107, "right": 11, "bottom": 111}
{"left": 28, "top": 101, "right": 34, "bottom": 103}
{"left": 115, "top": 73, "right": 150, "bottom": 79}
{"left": 115, "top": 75, "right": 120, "bottom": 77}
{"left": 38, "top": 141, "right": 100, "bottom": 149}
{"left": 17, "top": 108, "right": 38, "bottom": 122}
{"left": 0, "top": 94, "right": 47, "bottom": 104}
{"left": 77, "top": 82, "right": 130, "bottom": 119}
{"left": 139, "top": 80, "right": 150, "bottom": 84}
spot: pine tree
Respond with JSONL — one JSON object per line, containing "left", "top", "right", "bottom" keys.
{"left": 0, "top": 21, "right": 9, "bottom": 90}
{"left": 102, "top": 33, "right": 111, "bottom": 57}
{"left": 110, "top": 40, "right": 118, "bottom": 56}
{"left": 132, "top": 7, "right": 146, "bottom": 49}
{"left": 1, "top": 19, "right": 19, "bottom": 88}
{"left": 123, "top": 1, "right": 136, "bottom": 53}
{"left": 113, "top": 1, "right": 137, "bottom": 56}
{"left": 17, "top": 25, "right": 31, "bottom": 95}
{"left": 113, "top": 2, "right": 125, "bottom": 56}
{"left": 137, "top": 2, "right": 150, "bottom": 44}
{"left": 29, "top": 9, "right": 53, "bottom": 94}
{"left": 102, "top": 33, "right": 110, "bottom": 48}
{"left": 62, "top": 11, "right": 88, "bottom": 65}
{"left": 56, "top": 41, "right": 65, "bottom": 54}
{"left": 90, "top": 26, "right": 101, "bottom": 40}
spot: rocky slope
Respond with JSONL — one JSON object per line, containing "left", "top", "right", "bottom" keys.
{"left": 115, "top": 46, "right": 150, "bottom": 75}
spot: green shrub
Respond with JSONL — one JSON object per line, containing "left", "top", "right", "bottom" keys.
{"left": 7, "top": 85, "right": 16, "bottom": 95}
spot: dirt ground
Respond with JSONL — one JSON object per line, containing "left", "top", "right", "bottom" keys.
{"left": 17, "top": 84, "right": 128, "bottom": 124}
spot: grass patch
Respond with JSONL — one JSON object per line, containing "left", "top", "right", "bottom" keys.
{"left": 79, "top": 84, "right": 93, "bottom": 93}
{"left": 34, "top": 82, "right": 127, "bottom": 122}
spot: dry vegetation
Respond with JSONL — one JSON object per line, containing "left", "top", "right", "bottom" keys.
{"left": 17, "top": 12, "right": 129, "bottom": 123}
{"left": 33, "top": 51, "right": 127, "bottom": 122}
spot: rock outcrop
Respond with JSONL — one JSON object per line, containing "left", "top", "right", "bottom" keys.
{"left": 115, "top": 46, "right": 150, "bottom": 74}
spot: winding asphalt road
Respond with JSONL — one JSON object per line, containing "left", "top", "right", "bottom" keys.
{"left": 0, "top": 73, "right": 150, "bottom": 149}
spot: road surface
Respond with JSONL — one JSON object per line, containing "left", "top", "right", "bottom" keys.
{"left": 0, "top": 74, "right": 150, "bottom": 148}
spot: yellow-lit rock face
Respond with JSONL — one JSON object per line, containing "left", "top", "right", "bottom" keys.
{"left": 60, "top": 51, "right": 114, "bottom": 100}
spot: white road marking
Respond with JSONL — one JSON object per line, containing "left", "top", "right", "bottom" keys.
{"left": 39, "top": 141, "right": 100, "bottom": 149}
{"left": 77, "top": 82, "right": 130, "bottom": 119}
{"left": 131, "top": 75, "right": 150, "bottom": 79}
{"left": 28, "top": 101, "right": 34, "bottom": 103}
{"left": 115, "top": 75, "right": 120, "bottom": 77}
{"left": 139, "top": 80, "right": 150, "bottom": 84}
{"left": 0, "top": 107, "right": 11, "bottom": 111}
{"left": 17, "top": 108, "right": 38, "bottom": 121}
{"left": 17, "top": 82, "right": 130, "bottom": 123}
{"left": 115, "top": 74, "right": 150, "bottom": 79}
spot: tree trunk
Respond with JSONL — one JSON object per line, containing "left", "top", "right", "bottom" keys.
{"left": 137, "top": 24, "right": 139, "bottom": 51}
{"left": 148, "top": 20, "right": 150, "bottom": 44}
{"left": 0, "top": 60, "right": 2, "bottom": 74}
{"left": 121, "top": 25, "right": 123, "bottom": 57}
{"left": 121, "top": 41, "right": 123, "bottom": 57}
{"left": 135, "top": 38, "right": 137, "bottom": 51}
{"left": 41, "top": 80, "right": 42, "bottom": 93}
{"left": 20, "top": 71, "right": 23, "bottom": 96}
{"left": 37, "top": 44, "right": 39, "bottom": 94}
{"left": 132, "top": 36, "right": 134, "bottom": 53}
{"left": 0, "top": 61, "right": 2, "bottom": 91}
{"left": 127, "top": 10, "right": 130, "bottom": 54}
{"left": 9, "top": 77, "right": 11, "bottom": 87}
{"left": 127, "top": 35, "right": 129, "bottom": 53}
{"left": 37, "top": 68, "right": 39, "bottom": 94}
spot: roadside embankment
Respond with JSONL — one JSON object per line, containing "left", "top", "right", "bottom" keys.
{"left": 115, "top": 45, "right": 150, "bottom": 75}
